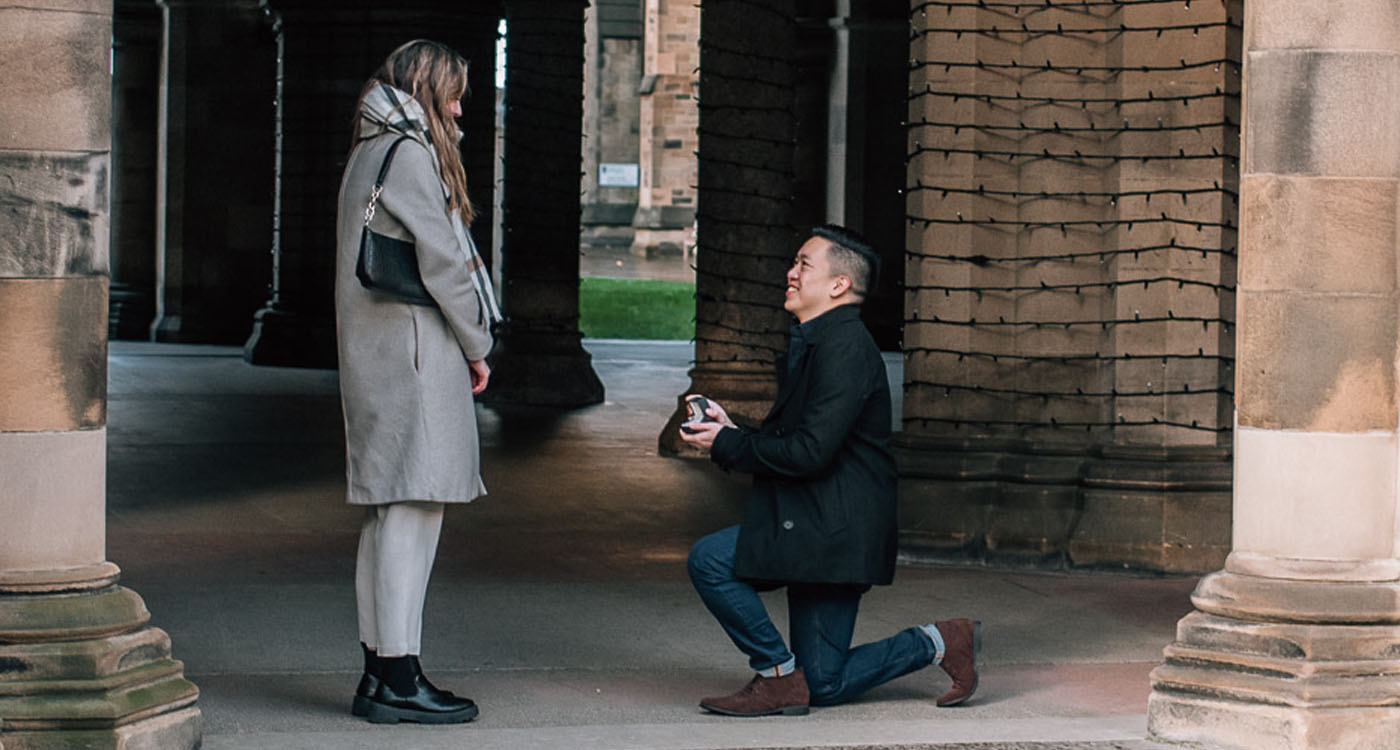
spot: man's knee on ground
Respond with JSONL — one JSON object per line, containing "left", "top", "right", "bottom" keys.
{"left": 804, "top": 670, "right": 847, "bottom": 707}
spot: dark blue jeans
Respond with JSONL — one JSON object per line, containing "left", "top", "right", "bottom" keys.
{"left": 688, "top": 525, "right": 936, "bottom": 706}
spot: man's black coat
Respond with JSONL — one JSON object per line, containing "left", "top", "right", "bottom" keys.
{"left": 710, "top": 303, "right": 898, "bottom": 586}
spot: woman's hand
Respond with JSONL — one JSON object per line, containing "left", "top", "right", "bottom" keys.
{"left": 469, "top": 359, "right": 491, "bottom": 395}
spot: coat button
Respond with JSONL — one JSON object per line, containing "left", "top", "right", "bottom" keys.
{"left": 782, "top": 520, "right": 794, "bottom": 530}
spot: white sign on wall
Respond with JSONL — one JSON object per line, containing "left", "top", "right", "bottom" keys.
{"left": 599, "top": 163, "right": 640, "bottom": 187}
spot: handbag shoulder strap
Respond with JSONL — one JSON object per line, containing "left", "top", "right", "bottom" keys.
{"left": 364, "top": 135, "right": 414, "bottom": 226}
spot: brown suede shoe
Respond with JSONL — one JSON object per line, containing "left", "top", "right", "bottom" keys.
{"left": 700, "top": 668, "right": 810, "bottom": 716}
{"left": 934, "top": 619, "right": 982, "bottom": 706}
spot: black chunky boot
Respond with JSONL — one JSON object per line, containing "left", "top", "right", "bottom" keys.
{"left": 365, "top": 655, "right": 478, "bottom": 724}
{"left": 351, "top": 643, "right": 381, "bottom": 717}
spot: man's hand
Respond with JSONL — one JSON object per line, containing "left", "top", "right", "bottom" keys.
{"left": 678, "top": 397, "right": 737, "bottom": 450}
{"left": 469, "top": 359, "right": 491, "bottom": 395}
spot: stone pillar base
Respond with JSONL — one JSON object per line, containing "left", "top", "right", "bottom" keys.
{"left": 658, "top": 367, "right": 777, "bottom": 457}
{"left": 243, "top": 305, "right": 337, "bottom": 369}
{"left": 894, "top": 435, "right": 1232, "bottom": 573}
{"left": 1150, "top": 693, "right": 1400, "bottom": 750}
{"left": 0, "top": 585, "right": 201, "bottom": 749}
{"left": 481, "top": 329, "right": 604, "bottom": 408}
{"left": 1149, "top": 573, "right": 1400, "bottom": 749}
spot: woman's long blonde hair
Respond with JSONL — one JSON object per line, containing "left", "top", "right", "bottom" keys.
{"left": 357, "top": 39, "right": 475, "bottom": 224}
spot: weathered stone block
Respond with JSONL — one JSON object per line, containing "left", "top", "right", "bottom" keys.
{"left": 1245, "top": 50, "right": 1400, "bottom": 178}
{"left": 1149, "top": 691, "right": 1400, "bottom": 750}
{"left": 1162, "top": 492, "right": 1231, "bottom": 572}
{"left": 1246, "top": 0, "right": 1400, "bottom": 53}
{"left": 0, "top": 5, "right": 112, "bottom": 153}
{"left": 1, "top": 706, "right": 201, "bottom": 750}
{"left": 0, "top": 277, "right": 107, "bottom": 432}
{"left": 0, "top": 430, "right": 106, "bottom": 575}
{"left": 1237, "top": 290, "right": 1396, "bottom": 432}
{"left": 1240, "top": 175, "right": 1397, "bottom": 295}
{"left": 1193, "top": 571, "right": 1400, "bottom": 625}
{"left": 1068, "top": 488, "right": 1166, "bottom": 568}
{"left": 0, "top": 152, "right": 109, "bottom": 278}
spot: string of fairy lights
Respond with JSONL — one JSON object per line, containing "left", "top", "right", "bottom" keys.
{"left": 904, "top": 0, "right": 1241, "bottom": 436}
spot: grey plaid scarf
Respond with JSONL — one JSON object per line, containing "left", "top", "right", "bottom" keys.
{"left": 359, "top": 83, "right": 502, "bottom": 325}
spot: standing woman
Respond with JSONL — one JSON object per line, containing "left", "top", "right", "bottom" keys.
{"left": 335, "top": 40, "right": 501, "bottom": 725}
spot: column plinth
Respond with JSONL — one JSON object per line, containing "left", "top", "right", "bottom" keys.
{"left": 0, "top": 584, "right": 200, "bottom": 750}
{"left": 481, "top": 327, "right": 604, "bottom": 408}
{"left": 1150, "top": 600, "right": 1400, "bottom": 749}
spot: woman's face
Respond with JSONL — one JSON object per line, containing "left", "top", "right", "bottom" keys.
{"left": 445, "top": 71, "right": 467, "bottom": 119}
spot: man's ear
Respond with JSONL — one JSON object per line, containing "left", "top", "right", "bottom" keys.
{"left": 830, "top": 275, "right": 853, "bottom": 299}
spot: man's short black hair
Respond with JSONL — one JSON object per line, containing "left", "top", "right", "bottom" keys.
{"left": 812, "top": 224, "right": 879, "bottom": 300}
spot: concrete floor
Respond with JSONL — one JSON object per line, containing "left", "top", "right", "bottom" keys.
{"left": 105, "top": 340, "right": 1197, "bottom": 749}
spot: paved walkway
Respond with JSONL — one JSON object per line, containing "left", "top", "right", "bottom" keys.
{"left": 106, "top": 340, "right": 1196, "bottom": 749}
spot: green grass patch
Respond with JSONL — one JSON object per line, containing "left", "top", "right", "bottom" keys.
{"left": 579, "top": 277, "right": 695, "bottom": 340}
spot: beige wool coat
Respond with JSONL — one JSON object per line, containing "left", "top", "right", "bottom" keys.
{"left": 335, "top": 132, "right": 493, "bottom": 505}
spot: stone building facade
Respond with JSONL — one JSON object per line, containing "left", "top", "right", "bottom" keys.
{"left": 632, "top": 0, "right": 700, "bottom": 256}
{"left": 580, "top": 0, "right": 699, "bottom": 258}
{"left": 581, "top": 1, "right": 644, "bottom": 249}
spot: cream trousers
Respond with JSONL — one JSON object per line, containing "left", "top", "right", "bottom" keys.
{"left": 355, "top": 501, "right": 445, "bottom": 657}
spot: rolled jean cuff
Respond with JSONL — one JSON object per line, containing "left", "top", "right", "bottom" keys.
{"left": 918, "top": 623, "right": 945, "bottom": 664}
{"left": 758, "top": 655, "right": 797, "bottom": 678}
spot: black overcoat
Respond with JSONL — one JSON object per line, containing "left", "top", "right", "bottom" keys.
{"left": 710, "top": 304, "right": 898, "bottom": 586}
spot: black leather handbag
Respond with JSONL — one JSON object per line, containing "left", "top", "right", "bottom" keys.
{"left": 355, "top": 136, "right": 435, "bottom": 306}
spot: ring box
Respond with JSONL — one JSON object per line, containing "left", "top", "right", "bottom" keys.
{"left": 682, "top": 395, "right": 715, "bottom": 433}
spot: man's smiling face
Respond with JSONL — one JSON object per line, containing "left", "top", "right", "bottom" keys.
{"left": 784, "top": 237, "right": 845, "bottom": 323}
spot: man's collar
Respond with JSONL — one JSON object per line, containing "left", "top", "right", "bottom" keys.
{"left": 792, "top": 303, "right": 861, "bottom": 339}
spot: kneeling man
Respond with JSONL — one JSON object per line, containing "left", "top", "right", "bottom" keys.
{"left": 680, "top": 225, "right": 980, "bottom": 716}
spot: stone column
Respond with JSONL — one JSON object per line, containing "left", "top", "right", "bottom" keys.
{"left": 109, "top": 0, "right": 162, "bottom": 340}
{"left": 152, "top": 0, "right": 276, "bottom": 345}
{"left": 898, "top": 0, "right": 1239, "bottom": 572}
{"left": 0, "top": 2, "right": 201, "bottom": 747}
{"left": 487, "top": 0, "right": 605, "bottom": 406}
{"left": 657, "top": 0, "right": 798, "bottom": 455}
{"left": 1148, "top": 3, "right": 1400, "bottom": 748}
{"left": 579, "top": 2, "right": 641, "bottom": 250}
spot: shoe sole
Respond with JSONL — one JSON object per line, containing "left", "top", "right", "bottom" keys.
{"left": 699, "top": 702, "right": 810, "bottom": 717}
{"left": 936, "top": 619, "right": 982, "bottom": 708}
{"left": 365, "top": 701, "right": 480, "bottom": 724}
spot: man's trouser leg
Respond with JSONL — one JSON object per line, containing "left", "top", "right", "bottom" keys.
{"left": 687, "top": 525, "right": 793, "bottom": 672}
{"left": 789, "top": 584, "right": 937, "bottom": 706}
